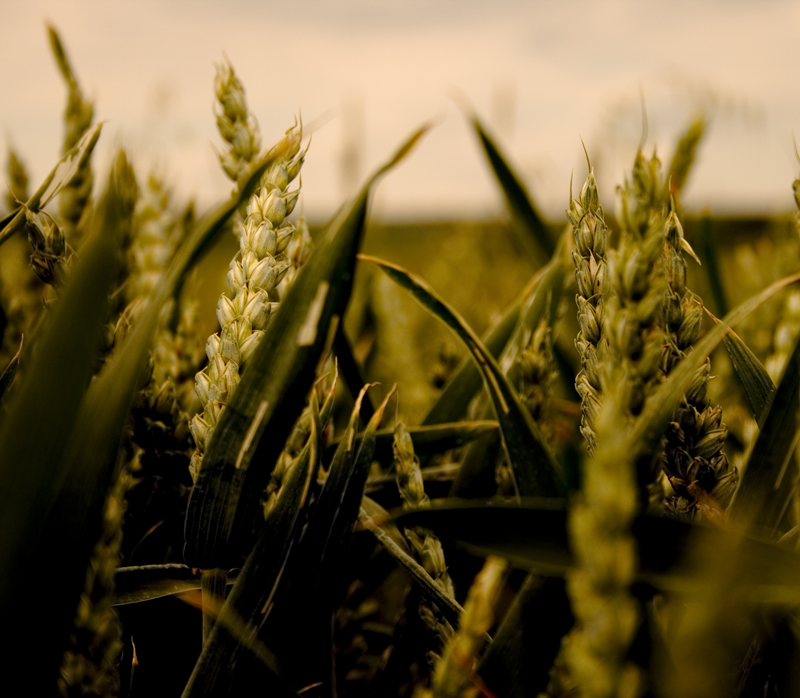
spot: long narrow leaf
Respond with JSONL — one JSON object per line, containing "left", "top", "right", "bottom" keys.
{"left": 6, "top": 150, "right": 280, "bottom": 695}
{"left": 718, "top": 323, "right": 776, "bottom": 427}
{"left": 113, "top": 565, "right": 239, "bottom": 606}
{"left": 394, "top": 500, "right": 800, "bottom": 600}
{"left": 185, "top": 127, "right": 428, "bottom": 570}
{"left": 326, "top": 419, "right": 499, "bottom": 464}
{"left": 360, "top": 497, "right": 466, "bottom": 629}
{"left": 317, "top": 388, "right": 395, "bottom": 586}
{"left": 729, "top": 332, "right": 800, "bottom": 532}
{"left": 362, "top": 255, "right": 564, "bottom": 498}
{"left": 256, "top": 388, "right": 392, "bottom": 691}
{"left": 0, "top": 122, "right": 103, "bottom": 246}
{"left": 471, "top": 114, "right": 555, "bottom": 263}
{"left": 182, "top": 429, "right": 316, "bottom": 698}
{"left": 423, "top": 285, "right": 525, "bottom": 426}
{"left": 0, "top": 161, "right": 123, "bottom": 688}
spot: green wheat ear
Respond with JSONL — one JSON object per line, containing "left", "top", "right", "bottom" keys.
{"left": 394, "top": 421, "right": 455, "bottom": 650}
{"left": 189, "top": 61, "right": 308, "bottom": 482}
{"left": 659, "top": 200, "right": 734, "bottom": 519}
{"left": 189, "top": 119, "right": 306, "bottom": 481}
{"left": 214, "top": 60, "right": 261, "bottom": 185}
{"left": 562, "top": 153, "right": 671, "bottom": 698}
{"left": 48, "top": 24, "right": 95, "bottom": 238}
{"left": 567, "top": 162, "right": 609, "bottom": 456}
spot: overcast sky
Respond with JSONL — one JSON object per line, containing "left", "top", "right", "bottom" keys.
{"left": 2, "top": 1, "right": 800, "bottom": 221}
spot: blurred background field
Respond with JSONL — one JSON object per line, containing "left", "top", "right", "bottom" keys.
{"left": 4, "top": 2, "right": 799, "bottom": 426}
{"left": 2, "top": 0, "right": 800, "bottom": 221}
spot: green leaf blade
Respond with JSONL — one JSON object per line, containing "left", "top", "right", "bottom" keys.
{"left": 471, "top": 115, "right": 554, "bottom": 264}
{"left": 363, "top": 255, "right": 564, "bottom": 498}
{"left": 729, "top": 332, "right": 800, "bottom": 533}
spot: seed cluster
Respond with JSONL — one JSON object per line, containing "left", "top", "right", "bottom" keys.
{"left": 49, "top": 25, "right": 95, "bottom": 236}
{"left": 189, "top": 63, "right": 306, "bottom": 481}
{"left": 567, "top": 170, "right": 609, "bottom": 455}
{"left": 394, "top": 422, "right": 455, "bottom": 651}
{"left": 659, "top": 206, "right": 735, "bottom": 518}
{"left": 214, "top": 61, "right": 262, "bottom": 185}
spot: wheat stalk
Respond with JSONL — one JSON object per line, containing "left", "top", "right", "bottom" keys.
{"left": 189, "top": 108, "right": 305, "bottom": 481}
{"left": 567, "top": 162, "right": 609, "bottom": 456}
{"left": 658, "top": 202, "right": 735, "bottom": 519}
{"left": 562, "top": 152, "right": 671, "bottom": 698}
{"left": 48, "top": 25, "right": 95, "bottom": 237}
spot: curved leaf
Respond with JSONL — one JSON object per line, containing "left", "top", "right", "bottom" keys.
{"left": 113, "top": 565, "right": 240, "bottom": 606}
{"left": 326, "top": 419, "right": 499, "bottom": 464}
{"left": 716, "top": 321, "right": 776, "bottom": 427}
{"left": 395, "top": 500, "right": 800, "bottom": 600}
{"left": 730, "top": 331, "right": 800, "bottom": 533}
{"left": 362, "top": 255, "right": 564, "bottom": 498}
{"left": 450, "top": 243, "right": 565, "bottom": 498}
{"left": 423, "top": 285, "right": 524, "bottom": 427}
{"left": 470, "top": 114, "right": 554, "bottom": 264}
{"left": 0, "top": 122, "right": 103, "bottom": 246}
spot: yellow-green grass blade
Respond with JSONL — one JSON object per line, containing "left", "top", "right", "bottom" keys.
{"left": 667, "top": 115, "right": 705, "bottom": 200}
{"left": 363, "top": 497, "right": 466, "bottom": 629}
{"left": 450, "top": 244, "right": 565, "bottom": 498}
{"left": 113, "top": 565, "right": 240, "bottom": 605}
{"left": 0, "top": 164, "right": 123, "bottom": 687}
{"left": 314, "top": 388, "right": 394, "bottom": 586}
{"left": 325, "top": 419, "right": 499, "bottom": 464}
{"left": 422, "top": 285, "right": 524, "bottom": 427}
{"left": 421, "top": 235, "right": 569, "bottom": 430}
{"left": 716, "top": 321, "right": 776, "bottom": 427}
{"left": 0, "top": 339, "right": 22, "bottom": 402}
{"left": 257, "top": 388, "right": 392, "bottom": 690}
{"left": 729, "top": 332, "right": 800, "bottom": 533}
{"left": 182, "top": 431, "right": 316, "bottom": 698}
{"left": 364, "top": 255, "right": 564, "bottom": 498}
{"left": 470, "top": 113, "right": 555, "bottom": 264}
{"left": 697, "top": 213, "right": 729, "bottom": 317}
{"left": 395, "top": 500, "right": 800, "bottom": 602}
{"left": 47, "top": 23, "right": 78, "bottom": 85}
{"left": 184, "top": 127, "right": 428, "bottom": 570}
{"left": 0, "top": 122, "right": 103, "bottom": 246}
